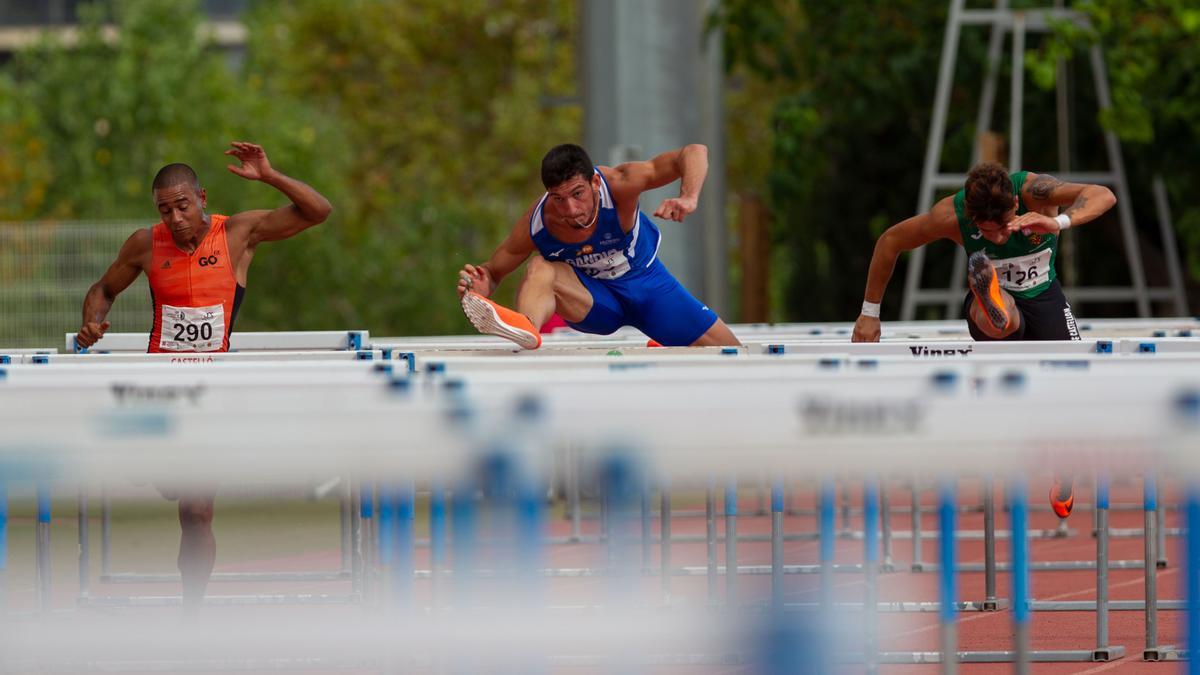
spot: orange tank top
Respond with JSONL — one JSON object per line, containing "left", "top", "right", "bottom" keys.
{"left": 146, "top": 215, "right": 244, "bottom": 353}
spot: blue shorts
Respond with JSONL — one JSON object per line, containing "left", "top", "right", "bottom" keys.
{"left": 566, "top": 260, "right": 719, "bottom": 346}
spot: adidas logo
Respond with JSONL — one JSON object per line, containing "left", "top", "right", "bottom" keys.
{"left": 161, "top": 260, "right": 171, "bottom": 269}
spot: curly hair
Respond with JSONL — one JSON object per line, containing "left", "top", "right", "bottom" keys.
{"left": 963, "top": 163, "right": 1015, "bottom": 226}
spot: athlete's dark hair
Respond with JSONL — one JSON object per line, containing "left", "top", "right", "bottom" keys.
{"left": 963, "top": 163, "right": 1015, "bottom": 225}
{"left": 152, "top": 163, "right": 201, "bottom": 193}
{"left": 541, "top": 144, "right": 593, "bottom": 189}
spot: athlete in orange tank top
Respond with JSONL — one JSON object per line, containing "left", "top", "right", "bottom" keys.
{"left": 75, "top": 142, "right": 332, "bottom": 610}
{"left": 146, "top": 214, "right": 243, "bottom": 352}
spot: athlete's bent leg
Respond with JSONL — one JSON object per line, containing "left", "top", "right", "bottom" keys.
{"left": 177, "top": 489, "right": 217, "bottom": 611}
{"left": 968, "top": 295, "right": 1021, "bottom": 339}
{"left": 518, "top": 256, "right": 593, "bottom": 326}
{"left": 689, "top": 318, "right": 741, "bottom": 347}
{"left": 966, "top": 251, "right": 1021, "bottom": 339}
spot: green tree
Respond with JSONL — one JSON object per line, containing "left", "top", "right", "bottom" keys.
{"left": 715, "top": 0, "right": 1199, "bottom": 321}
{"left": 238, "top": 0, "right": 580, "bottom": 335}
{"left": 1028, "top": 0, "right": 1200, "bottom": 282}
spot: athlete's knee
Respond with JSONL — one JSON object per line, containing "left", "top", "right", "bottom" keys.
{"left": 525, "top": 255, "right": 558, "bottom": 282}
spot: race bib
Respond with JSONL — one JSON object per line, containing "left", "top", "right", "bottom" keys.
{"left": 993, "top": 248, "right": 1052, "bottom": 292}
{"left": 158, "top": 303, "right": 225, "bottom": 352}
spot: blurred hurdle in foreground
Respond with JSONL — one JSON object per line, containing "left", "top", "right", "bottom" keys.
{"left": 1, "top": 327, "right": 1200, "bottom": 672}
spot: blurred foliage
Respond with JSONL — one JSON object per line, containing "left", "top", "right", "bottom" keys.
{"left": 1027, "top": 0, "right": 1200, "bottom": 283}
{"left": 715, "top": 0, "right": 1200, "bottom": 321}
{"left": 0, "top": 0, "right": 578, "bottom": 336}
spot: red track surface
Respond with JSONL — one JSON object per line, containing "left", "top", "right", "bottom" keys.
{"left": 6, "top": 478, "right": 1186, "bottom": 673}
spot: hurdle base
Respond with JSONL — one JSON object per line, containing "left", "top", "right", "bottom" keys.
{"left": 847, "top": 649, "right": 1116, "bottom": 664}
{"left": 977, "top": 598, "right": 1008, "bottom": 612}
{"left": 1029, "top": 599, "right": 1185, "bottom": 611}
{"left": 1144, "top": 645, "right": 1187, "bottom": 661}
{"left": 80, "top": 593, "right": 361, "bottom": 606}
{"left": 1157, "top": 559, "right": 1169, "bottom": 569}
{"left": 1091, "top": 645, "right": 1125, "bottom": 662}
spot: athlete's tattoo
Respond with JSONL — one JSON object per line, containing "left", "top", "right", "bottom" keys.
{"left": 1063, "top": 195, "right": 1088, "bottom": 219}
{"left": 1028, "top": 174, "right": 1064, "bottom": 201}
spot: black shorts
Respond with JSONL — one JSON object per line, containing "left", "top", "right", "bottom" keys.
{"left": 962, "top": 280, "right": 1081, "bottom": 341}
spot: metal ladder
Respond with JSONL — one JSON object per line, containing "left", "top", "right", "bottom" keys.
{"left": 900, "top": 0, "right": 1188, "bottom": 321}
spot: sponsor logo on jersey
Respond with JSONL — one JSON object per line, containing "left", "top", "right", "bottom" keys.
{"left": 198, "top": 253, "right": 220, "bottom": 267}
{"left": 1028, "top": 233, "right": 1043, "bottom": 246}
{"left": 577, "top": 245, "right": 594, "bottom": 256}
{"left": 161, "top": 260, "right": 171, "bottom": 269}
{"left": 548, "top": 248, "right": 566, "bottom": 258}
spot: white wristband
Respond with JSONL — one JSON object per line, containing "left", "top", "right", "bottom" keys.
{"left": 1055, "top": 213, "right": 1072, "bottom": 231}
{"left": 861, "top": 301, "right": 881, "bottom": 318}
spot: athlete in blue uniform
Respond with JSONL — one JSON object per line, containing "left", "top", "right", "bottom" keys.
{"left": 458, "top": 144, "right": 739, "bottom": 349}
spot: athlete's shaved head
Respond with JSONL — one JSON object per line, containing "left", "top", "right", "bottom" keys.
{"left": 152, "top": 163, "right": 201, "bottom": 193}
{"left": 963, "top": 163, "right": 1016, "bottom": 226}
{"left": 541, "top": 144, "right": 593, "bottom": 189}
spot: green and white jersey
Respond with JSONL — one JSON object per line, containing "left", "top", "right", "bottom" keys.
{"left": 954, "top": 170, "right": 1057, "bottom": 299}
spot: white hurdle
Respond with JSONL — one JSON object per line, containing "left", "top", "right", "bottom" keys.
{"left": 3, "top": 324, "right": 1200, "bottom": 672}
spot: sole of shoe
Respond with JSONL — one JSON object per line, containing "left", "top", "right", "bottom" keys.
{"left": 461, "top": 293, "right": 540, "bottom": 350}
{"left": 967, "top": 257, "right": 1009, "bottom": 332}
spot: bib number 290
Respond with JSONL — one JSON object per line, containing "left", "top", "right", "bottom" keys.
{"left": 173, "top": 320, "right": 214, "bottom": 343}
{"left": 158, "top": 303, "right": 225, "bottom": 352}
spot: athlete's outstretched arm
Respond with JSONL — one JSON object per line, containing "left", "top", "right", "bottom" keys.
{"left": 77, "top": 229, "right": 151, "bottom": 348}
{"left": 852, "top": 197, "right": 961, "bottom": 342}
{"left": 457, "top": 204, "right": 537, "bottom": 298}
{"left": 1010, "top": 173, "right": 1116, "bottom": 235}
{"left": 608, "top": 144, "right": 708, "bottom": 222}
{"left": 224, "top": 142, "right": 333, "bottom": 245}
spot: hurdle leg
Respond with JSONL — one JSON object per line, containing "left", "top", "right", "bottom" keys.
{"left": 567, "top": 443, "right": 582, "bottom": 543}
{"left": 981, "top": 478, "right": 1004, "bottom": 610}
{"left": 880, "top": 477, "right": 893, "bottom": 571}
{"left": 819, "top": 479, "right": 835, "bottom": 613}
{"left": 1156, "top": 475, "right": 1167, "bottom": 568}
{"left": 725, "top": 477, "right": 738, "bottom": 609}
{"left": 1010, "top": 480, "right": 1030, "bottom": 675}
{"left": 641, "top": 483, "right": 652, "bottom": 573}
{"left": 706, "top": 477, "right": 717, "bottom": 607}
{"left": 1187, "top": 487, "right": 1200, "bottom": 673}
{"left": 429, "top": 481, "right": 446, "bottom": 609}
{"left": 100, "top": 484, "right": 111, "bottom": 579}
{"left": 339, "top": 478, "right": 351, "bottom": 576}
{"left": 1092, "top": 473, "right": 1124, "bottom": 660}
{"left": 0, "top": 481, "right": 7, "bottom": 612}
{"left": 1143, "top": 473, "right": 1164, "bottom": 659}
{"left": 78, "top": 486, "right": 89, "bottom": 602}
{"left": 938, "top": 479, "right": 957, "bottom": 675}
{"left": 660, "top": 484, "right": 671, "bottom": 600}
{"left": 36, "top": 482, "right": 51, "bottom": 612}
{"left": 350, "top": 480, "right": 363, "bottom": 600}
{"left": 911, "top": 478, "right": 925, "bottom": 571}
{"left": 840, "top": 478, "right": 852, "bottom": 537}
{"left": 771, "top": 479, "right": 784, "bottom": 610}
{"left": 863, "top": 479, "right": 879, "bottom": 673}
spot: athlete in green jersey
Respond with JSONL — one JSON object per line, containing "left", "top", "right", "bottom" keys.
{"left": 852, "top": 163, "right": 1116, "bottom": 343}
{"left": 853, "top": 163, "right": 1116, "bottom": 519}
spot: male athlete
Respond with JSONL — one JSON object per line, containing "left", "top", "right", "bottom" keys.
{"left": 76, "top": 141, "right": 332, "bottom": 608}
{"left": 852, "top": 163, "right": 1116, "bottom": 517}
{"left": 457, "top": 143, "right": 738, "bottom": 349}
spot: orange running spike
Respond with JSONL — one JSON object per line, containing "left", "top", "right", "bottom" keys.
{"left": 1050, "top": 476, "right": 1075, "bottom": 518}
{"left": 461, "top": 292, "right": 542, "bottom": 350}
{"left": 966, "top": 251, "right": 1012, "bottom": 332}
